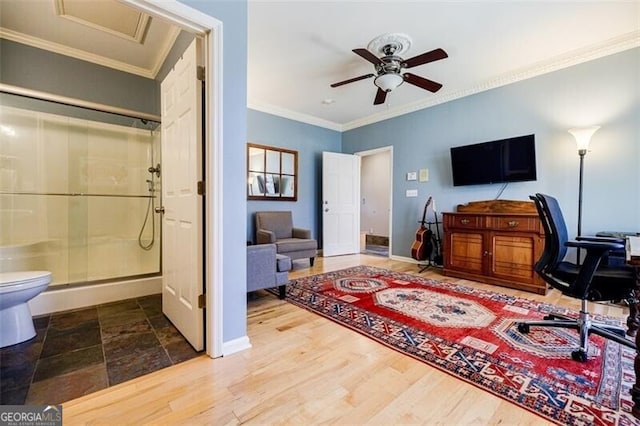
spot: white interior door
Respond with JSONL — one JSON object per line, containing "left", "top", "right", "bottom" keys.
{"left": 322, "top": 152, "right": 360, "bottom": 256}
{"left": 160, "top": 39, "right": 204, "bottom": 351}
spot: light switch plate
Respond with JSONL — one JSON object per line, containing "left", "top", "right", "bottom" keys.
{"left": 406, "top": 189, "right": 418, "bottom": 197}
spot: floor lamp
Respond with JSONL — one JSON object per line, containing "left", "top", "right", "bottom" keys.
{"left": 568, "top": 125, "right": 600, "bottom": 264}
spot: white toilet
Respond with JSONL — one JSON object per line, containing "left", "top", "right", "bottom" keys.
{"left": 0, "top": 271, "right": 52, "bottom": 348}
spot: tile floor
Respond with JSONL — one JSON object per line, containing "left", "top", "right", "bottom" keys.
{"left": 0, "top": 294, "right": 201, "bottom": 405}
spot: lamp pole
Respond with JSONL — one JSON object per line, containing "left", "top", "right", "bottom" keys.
{"left": 569, "top": 126, "right": 600, "bottom": 265}
{"left": 577, "top": 148, "right": 586, "bottom": 238}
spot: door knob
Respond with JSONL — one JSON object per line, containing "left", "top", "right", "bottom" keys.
{"left": 155, "top": 206, "right": 165, "bottom": 214}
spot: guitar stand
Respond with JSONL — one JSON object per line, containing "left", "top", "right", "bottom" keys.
{"left": 418, "top": 260, "right": 434, "bottom": 273}
{"left": 416, "top": 219, "right": 443, "bottom": 273}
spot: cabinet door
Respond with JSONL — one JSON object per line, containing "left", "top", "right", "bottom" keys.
{"left": 446, "top": 231, "right": 485, "bottom": 274}
{"left": 489, "top": 233, "right": 538, "bottom": 284}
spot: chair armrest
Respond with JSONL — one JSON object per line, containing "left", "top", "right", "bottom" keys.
{"left": 576, "top": 236, "right": 625, "bottom": 244}
{"left": 247, "top": 244, "right": 277, "bottom": 292}
{"left": 565, "top": 240, "right": 625, "bottom": 253}
{"left": 257, "top": 229, "right": 276, "bottom": 244}
{"left": 292, "top": 227, "right": 311, "bottom": 239}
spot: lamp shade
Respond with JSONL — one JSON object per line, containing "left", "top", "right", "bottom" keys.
{"left": 568, "top": 126, "right": 600, "bottom": 152}
{"left": 374, "top": 73, "right": 403, "bottom": 92}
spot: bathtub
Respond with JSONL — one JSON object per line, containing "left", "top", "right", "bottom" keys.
{"left": 0, "top": 238, "right": 161, "bottom": 315}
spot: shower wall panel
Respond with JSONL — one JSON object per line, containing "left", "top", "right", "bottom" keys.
{"left": 0, "top": 104, "right": 160, "bottom": 286}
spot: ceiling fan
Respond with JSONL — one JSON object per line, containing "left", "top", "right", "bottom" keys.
{"left": 330, "top": 33, "right": 448, "bottom": 105}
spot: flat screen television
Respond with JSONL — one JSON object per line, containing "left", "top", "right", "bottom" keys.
{"left": 450, "top": 134, "right": 537, "bottom": 186}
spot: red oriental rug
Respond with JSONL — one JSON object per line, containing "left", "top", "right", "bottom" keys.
{"left": 284, "top": 266, "right": 638, "bottom": 425}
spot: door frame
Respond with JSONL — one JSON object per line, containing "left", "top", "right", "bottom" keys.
{"left": 355, "top": 146, "right": 393, "bottom": 257}
{"left": 125, "top": 0, "right": 223, "bottom": 358}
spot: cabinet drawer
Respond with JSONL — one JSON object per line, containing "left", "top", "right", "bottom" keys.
{"left": 444, "top": 215, "right": 483, "bottom": 229}
{"left": 489, "top": 216, "right": 541, "bottom": 232}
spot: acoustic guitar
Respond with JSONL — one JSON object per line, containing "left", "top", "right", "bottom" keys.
{"left": 411, "top": 196, "right": 433, "bottom": 261}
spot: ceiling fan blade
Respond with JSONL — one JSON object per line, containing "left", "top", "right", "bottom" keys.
{"left": 353, "top": 48, "right": 383, "bottom": 66}
{"left": 330, "top": 73, "right": 375, "bottom": 88}
{"left": 402, "top": 48, "right": 448, "bottom": 69}
{"left": 403, "top": 73, "right": 443, "bottom": 93}
{"left": 373, "top": 88, "right": 387, "bottom": 105}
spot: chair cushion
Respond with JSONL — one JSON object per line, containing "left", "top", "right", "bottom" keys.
{"left": 276, "top": 238, "right": 317, "bottom": 254}
{"left": 256, "top": 212, "right": 293, "bottom": 239}
{"left": 556, "top": 261, "right": 635, "bottom": 301}
{"left": 276, "top": 254, "right": 292, "bottom": 272}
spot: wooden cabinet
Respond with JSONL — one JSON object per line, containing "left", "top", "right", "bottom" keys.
{"left": 442, "top": 200, "right": 546, "bottom": 294}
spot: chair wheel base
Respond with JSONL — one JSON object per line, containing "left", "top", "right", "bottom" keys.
{"left": 543, "top": 315, "right": 554, "bottom": 320}
{"left": 571, "top": 350, "right": 588, "bottom": 362}
{"left": 517, "top": 323, "right": 530, "bottom": 333}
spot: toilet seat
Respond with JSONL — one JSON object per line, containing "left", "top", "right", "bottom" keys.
{"left": 0, "top": 271, "right": 52, "bottom": 290}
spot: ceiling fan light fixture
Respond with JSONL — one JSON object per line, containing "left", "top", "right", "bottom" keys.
{"left": 374, "top": 73, "right": 403, "bottom": 92}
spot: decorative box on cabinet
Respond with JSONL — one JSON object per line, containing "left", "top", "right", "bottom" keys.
{"left": 442, "top": 200, "right": 547, "bottom": 295}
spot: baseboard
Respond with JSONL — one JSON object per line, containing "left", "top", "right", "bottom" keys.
{"left": 28, "top": 276, "right": 162, "bottom": 316}
{"left": 390, "top": 254, "right": 419, "bottom": 264}
{"left": 222, "top": 335, "right": 252, "bottom": 355}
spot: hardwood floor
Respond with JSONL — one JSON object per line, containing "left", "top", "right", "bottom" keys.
{"left": 63, "top": 254, "right": 627, "bottom": 425}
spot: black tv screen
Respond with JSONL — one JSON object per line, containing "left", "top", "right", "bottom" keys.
{"left": 450, "top": 134, "right": 537, "bottom": 186}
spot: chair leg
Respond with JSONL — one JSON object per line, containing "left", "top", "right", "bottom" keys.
{"left": 278, "top": 285, "right": 286, "bottom": 299}
{"left": 517, "top": 300, "right": 637, "bottom": 363}
{"left": 577, "top": 309, "right": 590, "bottom": 359}
{"left": 310, "top": 257, "right": 315, "bottom": 267}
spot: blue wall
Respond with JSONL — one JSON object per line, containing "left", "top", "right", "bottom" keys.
{"left": 247, "top": 109, "right": 342, "bottom": 245}
{"left": 0, "top": 39, "right": 160, "bottom": 115}
{"left": 3, "top": 1, "right": 250, "bottom": 348}
{"left": 182, "top": 0, "right": 248, "bottom": 345}
{"left": 342, "top": 48, "right": 640, "bottom": 258}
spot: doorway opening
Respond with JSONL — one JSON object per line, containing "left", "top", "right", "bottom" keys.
{"left": 357, "top": 147, "right": 393, "bottom": 257}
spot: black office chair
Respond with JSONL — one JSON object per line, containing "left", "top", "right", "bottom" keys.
{"left": 516, "top": 193, "right": 636, "bottom": 362}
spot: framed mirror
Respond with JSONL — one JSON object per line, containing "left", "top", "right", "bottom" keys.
{"left": 247, "top": 143, "right": 298, "bottom": 201}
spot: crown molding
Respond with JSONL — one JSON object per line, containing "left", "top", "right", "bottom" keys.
{"left": 247, "top": 100, "right": 344, "bottom": 132}
{"left": 149, "top": 26, "right": 181, "bottom": 78}
{"left": 342, "top": 31, "right": 640, "bottom": 131}
{"left": 0, "top": 28, "right": 155, "bottom": 79}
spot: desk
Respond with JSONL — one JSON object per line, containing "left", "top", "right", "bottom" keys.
{"left": 626, "top": 236, "right": 640, "bottom": 418}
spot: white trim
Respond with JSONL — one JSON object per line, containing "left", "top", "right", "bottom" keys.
{"left": 123, "top": 0, "right": 224, "bottom": 358}
{"left": 355, "top": 146, "right": 394, "bottom": 258}
{"left": 342, "top": 31, "right": 640, "bottom": 131}
{"left": 0, "top": 28, "right": 156, "bottom": 78}
{"left": 390, "top": 254, "right": 421, "bottom": 265}
{"left": 248, "top": 100, "right": 343, "bottom": 132}
{"left": 29, "top": 277, "right": 162, "bottom": 316}
{"left": 149, "top": 27, "right": 182, "bottom": 78}
{"left": 222, "top": 336, "right": 252, "bottom": 356}
{"left": 206, "top": 18, "right": 225, "bottom": 361}
{"left": 247, "top": 31, "right": 640, "bottom": 132}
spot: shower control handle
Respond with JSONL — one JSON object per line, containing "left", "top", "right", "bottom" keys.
{"left": 155, "top": 206, "right": 165, "bottom": 214}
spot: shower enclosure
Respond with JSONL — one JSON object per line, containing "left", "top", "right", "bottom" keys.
{"left": 0, "top": 89, "right": 161, "bottom": 287}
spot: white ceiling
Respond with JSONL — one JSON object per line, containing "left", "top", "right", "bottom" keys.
{"left": 2, "top": 1, "right": 639, "bottom": 131}
{"left": 0, "top": 0, "right": 180, "bottom": 78}
{"left": 248, "top": 1, "right": 640, "bottom": 130}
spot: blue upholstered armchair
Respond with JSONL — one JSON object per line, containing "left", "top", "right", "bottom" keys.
{"left": 247, "top": 243, "right": 291, "bottom": 299}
